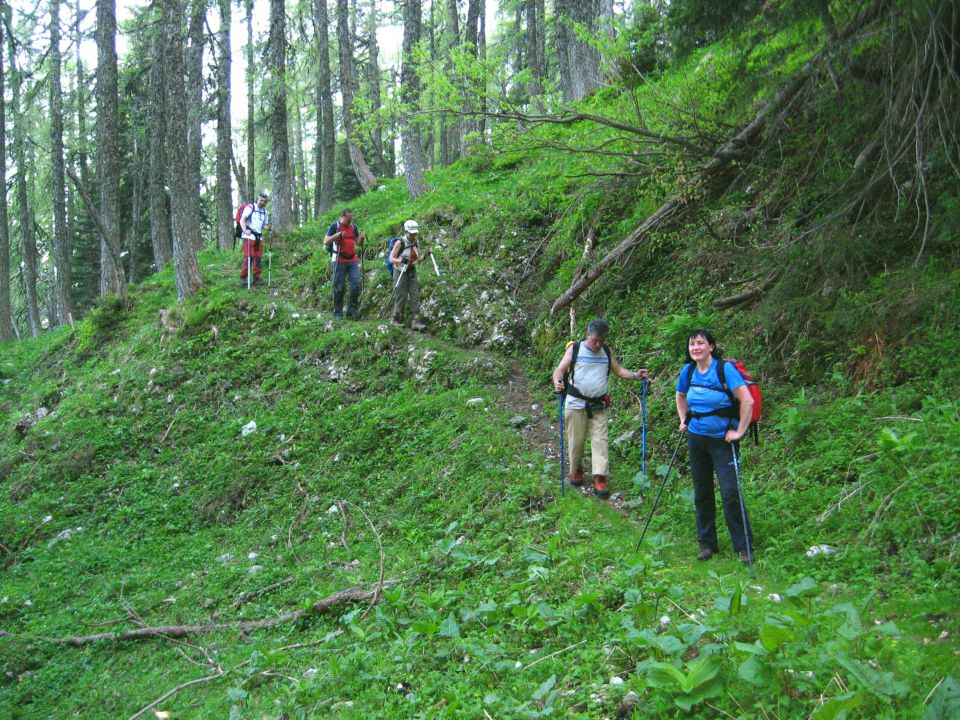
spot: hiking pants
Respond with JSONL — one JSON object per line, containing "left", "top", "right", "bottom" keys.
{"left": 333, "top": 262, "right": 361, "bottom": 315}
{"left": 240, "top": 237, "right": 262, "bottom": 279}
{"left": 687, "top": 432, "right": 753, "bottom": 553}
{"left": 564, "top": 407, "right": 608, "bottom": 477}
{"left": 393, "top": 265, "right": 420, "bottom": 317}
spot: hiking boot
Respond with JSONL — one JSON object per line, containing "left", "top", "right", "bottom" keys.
{"left": 334, "top": 312, "right": 343, "bottom": 321}
{"left": 697, "top": 547, "right": 716, "bottom": 561}
{"left": 411, "top": 315, "right": 426, "bottom": 331}
{"left": 252, "top": 277, "right": 264, "bottom": 286}
{"left": 569, "top": 472, "right": 585, "bottom": 487}
{"left": 347, "top": 310, "right": 362, "bottom": 320}
{"left": 592, "top": 475, "right": 610, "bottom": 500}
{"left": 390, "top": 311, "right": 403, "bottom": 327}
{"left": 739, "top": 550, "right": 752, "bottom": 565}
{"left": 239, "top": 277, "right": 248, "bottom": 286}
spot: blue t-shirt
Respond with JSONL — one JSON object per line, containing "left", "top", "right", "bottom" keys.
{"left": 676, "top": 359, "right": 746, "bottom": 438}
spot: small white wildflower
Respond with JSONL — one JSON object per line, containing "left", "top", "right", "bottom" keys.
{"left": 247, "top": 552, "right": 258, "bottom": 560}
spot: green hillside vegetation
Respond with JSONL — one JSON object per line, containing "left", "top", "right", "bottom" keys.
{"left": 2, "top": 5, "right": 959, "bottom": 719}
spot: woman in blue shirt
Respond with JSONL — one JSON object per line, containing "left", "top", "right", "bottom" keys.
{"left": 675, "top": 329, "right": 754, "bottom": 563}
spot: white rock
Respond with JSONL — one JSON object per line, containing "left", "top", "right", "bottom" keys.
{"left": 241, "top": 421, "right": 257, "bottom": 437}
{"left": 327, "top": 504, "right": 339, "bottom": 514}
{"left": 466, "top": 398, "right": 485, "bottom": 407}
{"left": 149, "top": 367, "right": 158, "bottom": 376}
{"left": 166, "top": 394, "right": 174, "bottom": 404}
{"left": 248, "top": 565, "right": 263, "bottom": 575}
{"left": 42, "top": 515, "right": 52, "bottom": 524}
{"left": 23, "top": 599, "right": 32, "bottom": 606}
{"left": 806, "top": 544, "right": 837, "bottom": 557}
{"left": 247, "top": 552, "right": 258, "bottom": 560}
{"left": 767, "top": 593, "right": 783, "bottom": 603}
{"left": 304, "top": 668, "right": 318, "bottom": 678}
{"left": 292, "top": 313, "right": 301, "bottom": 319}
{"left": 609, "top": 676, "right": 624, "bottom": 686}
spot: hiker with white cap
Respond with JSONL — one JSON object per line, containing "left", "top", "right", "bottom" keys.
{"left": 389, "top": 220, "right": 426, "bottom": 331}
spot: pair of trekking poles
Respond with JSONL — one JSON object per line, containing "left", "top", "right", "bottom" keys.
{"left": 556, "top": 379, "right": 753, "bottom": 573}
{"left": 244, "top": 235, "right": 271, "bottom": 292}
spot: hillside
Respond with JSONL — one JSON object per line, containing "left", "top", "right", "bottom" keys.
{"left": 3, "top": 8, "right": 960, "bottom": 720}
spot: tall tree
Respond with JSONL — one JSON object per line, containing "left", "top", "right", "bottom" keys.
{"left": 268, "top": 0, "right": 293, "bottom": 232}
{"left": 49, "top": 0, "right": 73, "bottom": 325}
{"left": 0, "top": 15, "right": 13, "bottom": 339}
{"left": 442, "top": 0, "right": 460, "bottom": 164}
{"left": 186, "top": 0, "right": 205, "bottom": 248}
{"left": 6, "top": 22, "right": 41, "bottom": 336}
{"left": 162, "top": 0, "right": 202, "bottom": 299}
{"left": 215, "top": 0, "right": 233, "bottom": 250}
{"left": 337, "top": 0, "right": 377, "bottom": 191}
{"left": 147, "top": 28, "right": 172, "bottom": 269}
{"left": 95, "top": 0, "right": 126, "bottom": 300}
{"left": 245, "top": 0, "right": 255, "bottom": 202}
{"left": 74, "top": 0, "right": 90, "bottom": 187}
{"left": 366, "top": 0, "right": 385, "bottom": 174}
{"left": 525, "top": 0, "right": 544, "bottom": 98}
{"left": 555, "top": 0, "right": 602, "bottom": 102}
{"left": 313, "top": 0, "right": 335, "bottom": 214}
{"left": 400, "top": 0, "right": 430, "bottom": 199}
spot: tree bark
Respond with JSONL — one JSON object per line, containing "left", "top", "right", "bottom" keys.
{"left": 162, "top": 0, "right": 203, "bottom": 300}
{"left": 554, "top": 0, "right": 601, "bottom": 102}
{"left": 147, "top": 28, "right": 173, "bottom": 270}
{"left": 73, "top": 0, "right": 90, "bottom": 189}
{"left": 525, "top": 0, "right": 544, "bottom": 99}
{"left": 0, "top": 16, "right": 13, "bottom": 340}
{"left": 292, "top": 102, "right": 309, "bottom": 223}
{"left": 215, "top": 0, "right": 233, "bottom": 251}
{"left": 186, "top": 0, "right": 205, "bottom": 250}
{"left": 95, "top": 0, "right": 127, "bottom": 301}
{"left": 49, "top": 0, "right": 73, "bottom": 325}
{"left": 245, "top": 0, "right": 256, "bottom": 202}
{"left": 442, "top": 0, "right": 460, "bottom": 164}
{"left": 337, "top": 0, "right": 378, "bottom": 191}
{"left": 400, "top": 0, "right": 431, "bottom": 199}
{"left": 367, "top": 0, "right": 385, "bottom": 174}
{"left": 268, "top": 0, "right": 293, "bottom": 232}
{"left": 5, "top": 23, "right": 41, "bottom": 336}
{"left": 313, "top": 0, "right": 336, "bottom": 215}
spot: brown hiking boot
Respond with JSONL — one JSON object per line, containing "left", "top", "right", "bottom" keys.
{"left": 697, "top": 547, "right": 716, "bottom": 561}
{"left": 411, "top": 315, "right": 426, "bottom": 331}
{"left": 569, "top": 472, "right": 585, "bottom": 487}
{"left": 592, "top": 475, "right": 610, "bottom": 500}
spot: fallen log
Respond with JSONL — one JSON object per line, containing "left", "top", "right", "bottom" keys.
{"left": 45, "top": 586, "right": 377, "bottom": 647}
{"left": 714, "top": 273, "right": 779, "bottom": 309}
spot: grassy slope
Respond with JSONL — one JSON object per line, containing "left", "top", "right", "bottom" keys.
{"left": 3, "top": 25, "right": 959, "bottom": 720}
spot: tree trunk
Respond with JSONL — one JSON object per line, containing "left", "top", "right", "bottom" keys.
{"left": 443, "top": 0, "right": 459, "bottom": 163}
{"left": 0, "top": 17, "right": 13, "bottom": 340}
{"left": 74, "top": 0, "right": 90, "bottom": 188}
{"left": 96, "top": 0, "right": 127, "bottom": 301}
{"left": 147, "top": 29, "right": 173, "bottom": 270}
{"left": 162, "top": 0, "right": 203, "bottom": 300}
{"left": 554, "top": 0, "right": 601, "bottom": 102}
{"left": 186, "top": 0, "right": 205, "bottom": 250}
{"left": 6, "top": 28, "right": 41, "bottom": 336}
{"left": 127, "top": 137, "right": 144, "bottom": 283}
{"left": 246, "top": 0, "right": 256, "bottom": 202}
{"left": 460, "top": 0, "right": 483, "bottom": 151}
{"left": 337, "top": 0, "right": 378, "bottom": 191}
{"left": 292, "top": 103, "right": 309, "bottom": 222}
{"left": 49, "top": 0, "right": 73, "bottom": 325}
{"left": 525, "top": 0, "right": 543, "bottom": 98}
{"left": 269, "top": 0, "right": 293, "bottom": 232}
{"left": 313, "top": 0, "right": 335, "bottom": 215}
{"left": 400, "top": 0, "right": 431, "bottom": 199}
{"left": 367, "top": 0, "right": 385, "bottom": 175}
{"left": 215, "top": 0, "right": 233, "bottom": 251}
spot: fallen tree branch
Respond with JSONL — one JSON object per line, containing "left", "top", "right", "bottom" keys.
{"left": 550, "top": 5, "right": 879, "bottom": 314}
{"left": 233, "top": 576, "right": 295, "bottom": 609}
{"left": 714, "top": 273, "right": 779, "bottom": 309}
{"left": 128, "top": 668, "right": 227, "bottom": 720}
{"left": 49, "top": 586, "right": 380, "bottom": 646}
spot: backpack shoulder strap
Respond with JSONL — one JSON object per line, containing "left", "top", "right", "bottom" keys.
{"left": 569, "top": 341, "right": 581, "bottom": 384}
{"left": 684, "top": 362, "right": 695, "bottom": 386}
{"left": 717, "top": 359, "right": 727, "bottom": 392}
{"left": 602, "top": 345, "right": 611, "bottom": 376}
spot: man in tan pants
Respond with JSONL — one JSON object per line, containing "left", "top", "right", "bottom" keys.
{"left": 552, "top": 319, "right": 649, "bottom": 499}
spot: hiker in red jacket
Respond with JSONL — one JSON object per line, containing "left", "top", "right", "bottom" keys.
{"left": 324, "top": 208, "right": 366, "bottom": 320}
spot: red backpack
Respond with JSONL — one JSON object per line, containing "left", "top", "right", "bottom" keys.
{"left": 685, "top": 358, "right": 763, "bottom": 444}
{"left": 234, "top": 203, "right": 254, "bottom": 238}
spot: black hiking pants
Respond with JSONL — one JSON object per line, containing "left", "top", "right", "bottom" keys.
{"left": 688, "top": 432, "right": 753, "bottom": 554}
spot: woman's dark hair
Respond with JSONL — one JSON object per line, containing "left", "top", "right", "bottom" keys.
{"left": 687, "top": 328, "right": 722, "bottom": 360}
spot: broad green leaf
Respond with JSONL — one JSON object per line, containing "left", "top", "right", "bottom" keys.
{"left": 411, "top": 620, "right": 439, "bottom": 635}
{"left": 532, "top": 674, "right": 557, "bottom": 701}
{"left": 646, "top": 661, "right": 687, "bottom": 689}
{"left": 836, "top": 655, "right": 911, "bottom": 700}
{"left": 738, "top": 657, "right": 766, "bottom": 685}
{"left": 758, "top": 620, "right": 795, "bottom": 652}
{"left": 810, "top": 691, "right": 865, "bottom": 720}
{"left": 439, "top": 613, "right": 460, "bottom": 638}
{"left": 651, "top": 634, "right": 685, "bottom": 656}
{"left": 923, "top": 676, "right": 960, "bottom": 720}
{"left": 681, "top": 655, "right": 723, "bottom": 693}
{"left": 785, "top": 576, "right": 818, "bottom": 598}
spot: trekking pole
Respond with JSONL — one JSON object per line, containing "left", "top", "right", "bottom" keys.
{"left": 635, "top": 432, "right": 685, "bottom": 552}
{"left": 641, "top": 378, "right": 648, "bottom": 479}
{"left": 331, "top": 245, "right": 339, "bottom": 317}
{"left": 246, "top": 253, "right": 251, "bottom": 292}
{"left": 557, "top": 393, "right": 566, "bottom": 499}
{"left": 267, "top": 249, "right": 272, "bottom": 288}
{"left": 731, "top": 443, "right": 754, "bottom": 575}
{"left": 378, "top": 263, "right": 405, "bottom": 320}
{"left": 429, "top": 251, "right": 440, "bottom": 277}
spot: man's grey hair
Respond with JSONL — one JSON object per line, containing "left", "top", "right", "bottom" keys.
{"left": 587, "top": 319, "right": 609, "bottom": 338}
